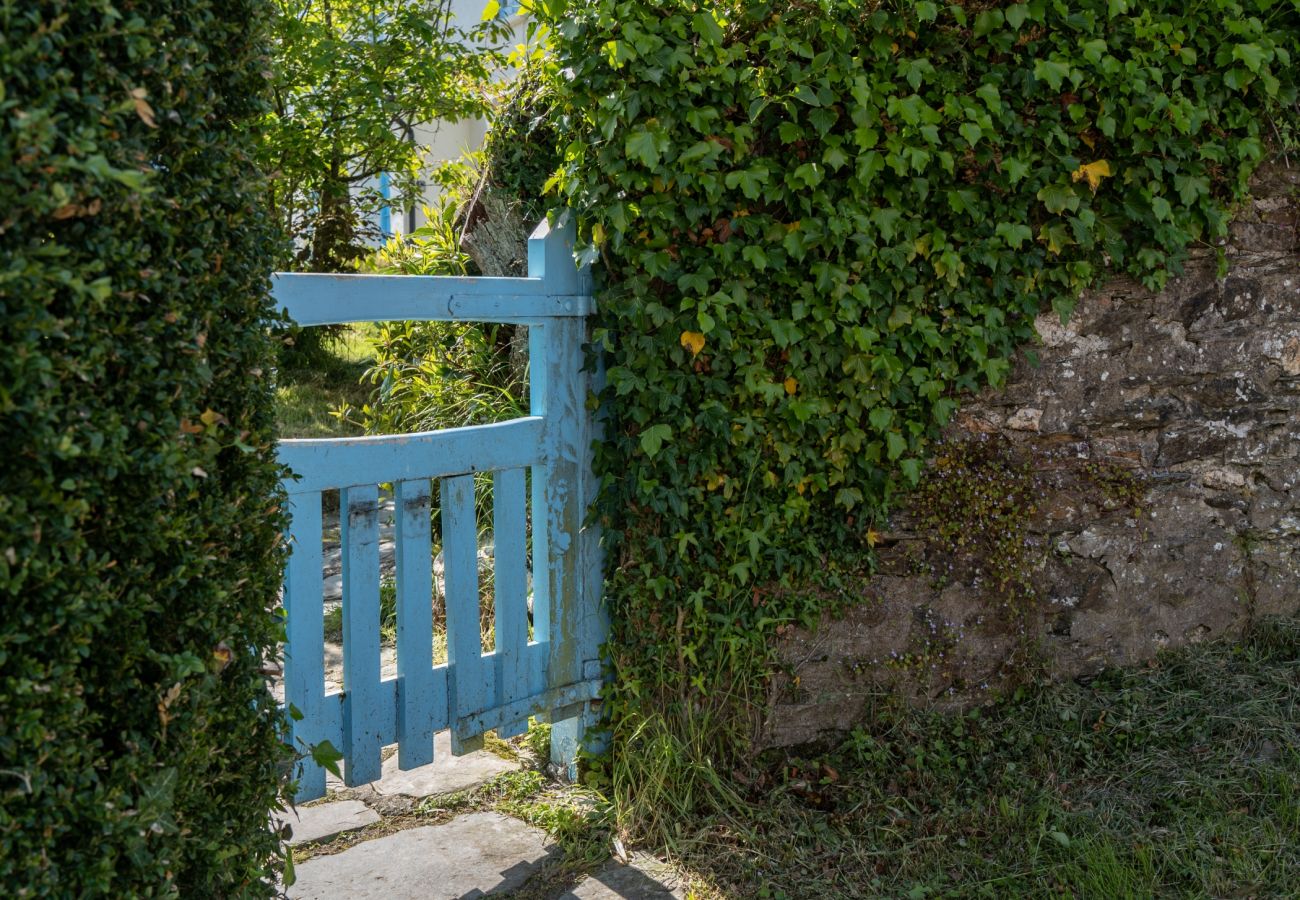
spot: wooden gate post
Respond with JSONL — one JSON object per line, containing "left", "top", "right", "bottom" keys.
{"left": 527, "top": 216, "right": 607, "bottom": 778}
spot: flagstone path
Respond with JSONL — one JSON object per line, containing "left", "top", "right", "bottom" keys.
{"left": 278, "top": 731, "right": 684, "bottom": 899}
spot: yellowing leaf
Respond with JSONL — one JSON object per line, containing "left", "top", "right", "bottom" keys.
{"left": 783, "top": 377, "right": 798, "bottom": 395}
{"left": 199, "top": 408, "right": 221, "bottom": 426}
{"left": 1071, "top": 159, "right": 1112, "bottom": 191}
{"left": 592, "top": 222, "right": 606, "bottom": 245}
{"left": 680, "top": 331, "right": 705, "bottom": 356}
{"left": 866, "top": 527, "right": 881, "bottom": 548}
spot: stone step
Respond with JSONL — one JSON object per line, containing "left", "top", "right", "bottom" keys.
{"left": 277, "top": 800, "right": 380, "bottom": 847}
{"left": 287, "top": 812, "right": 554, "bottom": 899}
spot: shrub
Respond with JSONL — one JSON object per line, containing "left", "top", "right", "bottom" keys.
{"left": 0, "top": 2, "right": 289, "bottom": 895}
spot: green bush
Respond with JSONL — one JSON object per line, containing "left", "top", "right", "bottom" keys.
{"left": 0, "top": 2, "right": 289, "bottom": 895}
{"left": 534, "top": 0, "right": 1300, "bottom": 800}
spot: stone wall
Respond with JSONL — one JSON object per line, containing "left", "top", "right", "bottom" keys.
{"left": 766, "top": 164, "right": 1300, "bottom": 748}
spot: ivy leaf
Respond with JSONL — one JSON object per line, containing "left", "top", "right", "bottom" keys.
{"left": 725, "top": 165, "right": 769, "bottom": 199}
{"left": 1037, "top": 183, "right": 1079, "bottom": 214}
{"left": 995, "top": 222, "right": 1033, "bottom": 248}
{"left": 1070, "top": 159, "right": 1112, "bottom": 191}
{"left": 1232, "top": 43, "right": 1266, "bottom": 73}
{"left": 899, "top": 458, "right": 923, "bottom": 484}
{"left": 959, "top": 121, "right": 983, "bottom": 147}
{"left": 626, "top": 129, "right": 663, "bottom": 168}
{"left": 974, "top": 9, "right": 1003, "bottom": 37}
{"left": 868, "top": 407, "right": 893, "bottom": 431}
{"left": 886, "top": 432, "right": 907, "bottom": 461}
{"left": 1033, "top": 58, "right": 1071, "bottom": 91}
{"left": 640, "top": 424, "right": 673, "bottom": 458}
{"left": 975, "top": 82, "right": 1001, "bottom": 111}
{"left": 1151, "top": 196, "right": 1172, "bottom": 221}
{"left": 693, "top": 11, "right": 723, "bottom": 45}
{"left": 1040, "top": 222, "right": 1074, "bottom": 254}
{"left": 1005, "top": 3, "right": 1028, "bottom": 30}
{"left": 1003, "top": 157, "right": 1030, "bottom": 183}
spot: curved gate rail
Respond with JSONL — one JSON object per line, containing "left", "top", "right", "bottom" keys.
{"left": 274, "top": 218, "right": 604, "bottom": 801}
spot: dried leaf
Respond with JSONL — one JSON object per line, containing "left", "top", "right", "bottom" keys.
{"left": 130, "top": 87, "right": 157, "bottom": 128}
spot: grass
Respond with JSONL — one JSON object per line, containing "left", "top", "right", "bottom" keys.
{"left": 596, "top": 617, "right": 1300, "bottom": 898}
{"left": 275, "top": 327, "right": 377, "bottom": 439}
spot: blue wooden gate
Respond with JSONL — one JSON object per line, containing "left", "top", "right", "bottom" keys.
{"left": 273, "top": 218, "right": 604, "bottom": 801}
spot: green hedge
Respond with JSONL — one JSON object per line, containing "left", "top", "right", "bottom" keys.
{"left": 0, "top": 2, "right": 289, "bottom": 894}
{"left": 536, "top": 0, "right": 1300, "bottom": 782}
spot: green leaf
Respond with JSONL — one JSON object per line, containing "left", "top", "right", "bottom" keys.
{"left": 640, "top": 424, "right": 673, "bottom": 458}
{"left": 899, "top": 458, "right": 923, "bottom": 484}
{"left": 1037, "top": 183, "right": 1079, "bottom": 214}
{"left": 626, "top": 129, "right": 663, "bottom": 168}
{"left": 974, "top": 9, "right": 1004, "bottom": 37}
{"left": 959, "top": 121, "right": 983, "bottom": 147}
{"left": 1151, "top": 195, "right": 1172, "bottom": 221}
{"left": 886, "top": 432, "right": 907, "bottom": 461}
{"left": 1033, "top": 59, "right": 1070, "bottom": 91}
{"left": 693, "top": 11, "right": 723, "bottom": 45}
{"left": 975, "top": 82, "right": 1001, "bottom": 111}
{"left": 996, "top": 222, "right": 1033, "bottom": 248}
{"left": 869, "top": 407, "right": 893, "bottom": 431}
{"left": 1005, "top": 4, "right": 1028, "bottom": 30}
{"left": 1232, "top": 43, "right": 1266, "bottom": 73}
{"left": 309, "top": 740, "right": 344, "bottom": 778}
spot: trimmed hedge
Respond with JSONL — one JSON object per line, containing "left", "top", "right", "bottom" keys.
{"left": 0, "top": 2, "right": 289, "bottom": 895}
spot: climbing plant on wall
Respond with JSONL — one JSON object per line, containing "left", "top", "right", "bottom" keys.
{"left": 525, "top": 0, "right": 1300, "bottom": 814}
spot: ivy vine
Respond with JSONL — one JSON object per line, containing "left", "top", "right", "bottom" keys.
{"left": 529, "top": 0, "right": 1300, "bottom": 771}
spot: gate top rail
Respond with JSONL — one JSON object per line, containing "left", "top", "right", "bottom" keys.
{"left": 273, "top": 216, "right": 592, "bottom": 327}
{"left": 272, "top": 273, "right": 593, "bottom": 326}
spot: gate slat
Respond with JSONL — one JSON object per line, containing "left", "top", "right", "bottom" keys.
{"left": 441, "top": 474, "right": 486, "bottom": 754}
{"left": 284, "top": 492, "right": 326, "bottom": 800}
{"left": 394, "top": 479, "right": 437, "bottom": 769}
{"left": 492, "top": 468, "right": 530, "bottom": 738}
{"left": 341, "top": 485, "right": 383, "bottom": 785}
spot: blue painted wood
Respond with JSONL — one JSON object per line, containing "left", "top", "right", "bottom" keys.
{"left": 341, "top": 485, "right": 383, "bottom": 785}
{"left": 394, "top": 479, "right": 437, "bottom": 769}
{"left": 274, "top": 214, "right": 605, "bottom": 797}
{"left": 440, "top": 474, "right": 487, "bottom": 755}
{"left": 272, "top": 272, "right": 592, "bottom": 327}
{"left": 278, "top": 417, "right": 544, "bottom": 495}
{"left": 284, "top": 492, "right": 327, "bottom": 800}
{"left": 526, "top": 217, "right": 606, "bottom": 774}
{"left": 305, "top": 659, "right": 596, "bottom": 752}
{"left": 492, "top": 468, "right": 529, "bottom": 739}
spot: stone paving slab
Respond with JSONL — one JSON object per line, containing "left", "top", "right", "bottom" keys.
{"left": 560, "top": 853, "right": 685, "bottom": 899}
{"left": 276, "top": 800, "right": 380, "bottom": 847}
{"left": 327, "top": 730, "right": 518, "bottom": 801}
{"left": 287, "top": 812, "right": 554, "bottom": 899}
